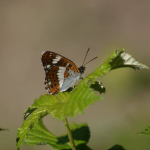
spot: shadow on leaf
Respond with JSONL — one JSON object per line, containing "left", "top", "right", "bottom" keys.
{"left": 57, "top": 124, "right": 90, "bottom": 144}
{"left": 90, "top": 81, "right": 106, "bottom": 94}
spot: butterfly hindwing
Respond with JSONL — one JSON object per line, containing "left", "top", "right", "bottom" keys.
{"left": 41, "top": 51, "right": 80, "bottom": 94}
{"left": 44, "top": 66, "right": 65, "bottom": 94}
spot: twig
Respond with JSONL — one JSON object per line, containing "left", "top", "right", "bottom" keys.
{"left": 63, "top": 117, "right": 76, "bottom": 150}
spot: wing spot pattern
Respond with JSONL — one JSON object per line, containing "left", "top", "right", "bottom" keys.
{"left": 41, "top": 51, "right": 80, "bottom": 94}
{"left": 53, "top": 56, "right": 62, "bottom": 64}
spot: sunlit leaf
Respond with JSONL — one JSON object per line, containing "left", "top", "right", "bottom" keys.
{"left": 24, "top": 94, "right": 60, "bottom": 120}
{"left": 51, "top": 88, "right": 102, "bottom": 120}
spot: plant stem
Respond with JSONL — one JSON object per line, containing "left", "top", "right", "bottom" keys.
{"left": 64, "top": 117, "right": 76, "bottom": 150}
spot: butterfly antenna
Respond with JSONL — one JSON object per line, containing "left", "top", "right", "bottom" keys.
{"left": 82, "top": 47, "right": 90, "bottom": 66}
{"left": 83, "top": 56, "right": 98, "bottom": 66}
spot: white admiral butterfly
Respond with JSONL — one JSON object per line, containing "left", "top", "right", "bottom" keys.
{"left": 41, "top": 48, "right": 97, "bottom": 94}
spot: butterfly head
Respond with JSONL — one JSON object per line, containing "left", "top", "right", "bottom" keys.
{"left": 78, "top": 66, "right": 85, "bottom": 74}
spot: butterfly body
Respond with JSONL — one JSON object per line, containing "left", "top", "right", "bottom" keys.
{"left": 41, "top": 51, "right": 85, "bottom": 94}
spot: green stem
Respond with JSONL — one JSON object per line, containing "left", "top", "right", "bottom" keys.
{"left": 64, "top": 117, "right": 76, "bottom": 150}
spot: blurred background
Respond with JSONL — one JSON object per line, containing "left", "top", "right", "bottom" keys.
{"left": 0, "top": 1, "right": 150, "bottom": 150}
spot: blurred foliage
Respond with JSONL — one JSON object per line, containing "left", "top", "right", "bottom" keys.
{"left": 0, "top": 128, "right": 8, "bottom": 131}
{"left": 108, "top": 145, "right": 126, "bottom": 150}
{"left": 138, "top": 126, "right": 150, "bottom": 136}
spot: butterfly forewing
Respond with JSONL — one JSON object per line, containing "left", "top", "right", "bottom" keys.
{"left": 41, "top": 51, "right": 80, "bottom": 94}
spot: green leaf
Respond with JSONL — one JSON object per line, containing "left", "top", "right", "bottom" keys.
{"left": 24, "top": 94, "right": 60, "bottom": 120}
{"left": 24, "top": 119, "right": 71, "bottom": 150}
{"left": 24, "top": 119, "right": 57, "bottom": 145}
{"left": 23, "top": 120, "right": 90, "bottom": 150}
{"left": 17, "top": 108, "right": 49, "bottom": 149}
{"left": 51, "top": 88, "right": 102, "bottom": 120}
{"left": 109, "top": 50, "right": 149, "bottom": 70}
{"left": 24, "top": 91, "right": 102, "bottom": 121}
{"left": 76, "top": 144, "right": 92, "bottom": 150}
{"left": 57, "top": 122, "right": 90, "bottom": 147}
{"left": 138, "top": 126, "right": 150, "bottom": 135}
{"left": 71, "top": 122, "right": 90, "bottom": 143}
{"left": 108, "top": 144, "right": 126, "bottom": 150}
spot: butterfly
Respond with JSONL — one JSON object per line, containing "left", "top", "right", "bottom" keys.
{"left": 41, "top": 48, "right": 97, "bottom": 95}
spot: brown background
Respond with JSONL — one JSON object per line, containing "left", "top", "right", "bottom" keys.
{"left": 0, "top": 1, "right": 150, "bottom": 150}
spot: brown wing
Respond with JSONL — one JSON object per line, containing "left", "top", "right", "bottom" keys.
{"left": 41, "top": 51, "right": 79, "bottom": 94}
{"left": 44, "top": 66, "right": 60, "bottom": 94}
